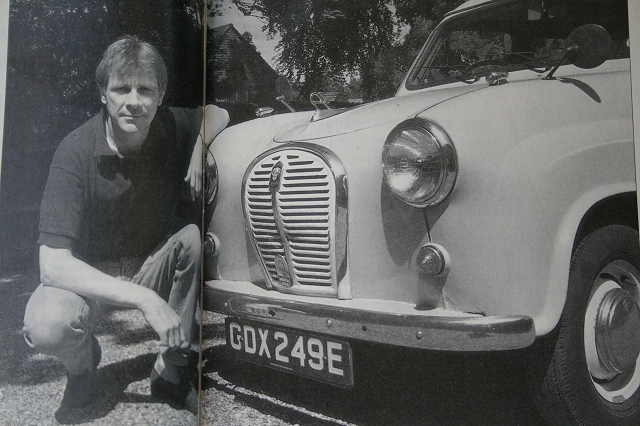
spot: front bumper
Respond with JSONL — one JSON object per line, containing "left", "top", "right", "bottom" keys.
{"left": 204, "top": 280, "right": 536, "bottom": 352}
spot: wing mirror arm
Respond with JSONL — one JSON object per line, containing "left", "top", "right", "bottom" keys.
{"left": 543, "top": 45, "right": 578, "bottom": 80}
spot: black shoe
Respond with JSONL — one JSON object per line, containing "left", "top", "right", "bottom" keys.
{"left": 60, "top": 334, "right": 101, "bottom": 409}
{"left": 186, "top": 349, "right": 200, "bottom": 387}
{"left": 150, "top": 367, "right": 198, "bottom": 414}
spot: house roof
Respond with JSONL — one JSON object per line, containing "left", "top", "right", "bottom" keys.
{"left": 210, "top": 23, "right": 277, "bottom": 79}
{"left": 209, "top": 23, "right": 279, "bottom": 100}
{"left": 211, "top": 23, "right": 234, "bottom": 42}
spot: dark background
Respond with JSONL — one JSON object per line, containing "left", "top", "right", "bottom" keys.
{"left": 0, "top": 0, "right": 204, "bottom": 271}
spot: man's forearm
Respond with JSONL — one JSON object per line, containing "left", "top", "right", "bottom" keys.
{"left": 39, "top": 244, "right": 188, "bottom": 349}
{"left": 39, "top": 245, "right": 154, "bottom": 309}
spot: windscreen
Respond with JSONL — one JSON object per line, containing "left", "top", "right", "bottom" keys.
{"left": 406, "top": 0, "right": 629, "bottom": 90}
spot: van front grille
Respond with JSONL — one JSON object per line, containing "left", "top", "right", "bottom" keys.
{"left": 242, "top": 145, "right": 349, "bottom": 298}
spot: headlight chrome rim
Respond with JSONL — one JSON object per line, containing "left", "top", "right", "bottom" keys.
{"left": 205, "top": 156, "right": 219, "bottom": 206}
{"left": 382, "top": 118, "right": 457, "bottom": 207}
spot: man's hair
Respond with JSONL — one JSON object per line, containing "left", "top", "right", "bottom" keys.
{"left": 95, "top": 35, "right": 167, "bottom": 94}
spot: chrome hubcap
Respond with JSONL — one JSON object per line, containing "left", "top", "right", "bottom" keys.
{"left": 584, "top": 260, "right": 640, "bottom": 403}
{"left": 595, "top": 288, "right": 640, "bottom": 373}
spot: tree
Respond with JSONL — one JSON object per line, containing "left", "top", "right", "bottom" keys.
{"left": 229, "top": 0, "right": 465, "bottom": 101}
{"left": 230, "top": 0, "right": 395, "bottom": 100}
{"left": 241, "top": 31, "right": 257, "bottom": 49}
{"left": 369, "top": 17, "right": 439, "bottom": 99}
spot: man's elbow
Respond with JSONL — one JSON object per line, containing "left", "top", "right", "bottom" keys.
{"left": 39, "top": 245, "right": 66, "bottom": 286}
{"left": 219, "top": 107, "right": 230, "bottom": 127}
{"left": 206, "top": 104, "right": 230, "bottom": 128}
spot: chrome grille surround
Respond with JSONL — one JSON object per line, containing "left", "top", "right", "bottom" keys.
{"left": 242, "top": 144, "right": 350, "bottom": 298}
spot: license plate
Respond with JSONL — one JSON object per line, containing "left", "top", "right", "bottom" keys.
{"left": 225, "top": 318, "right": 354, "bottom": 388}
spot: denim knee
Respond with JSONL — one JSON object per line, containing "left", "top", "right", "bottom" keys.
{"left": 22, "top": 284, "right": 91, "bottom": 354}
{"left": 176, "top": 224, "right": 202, "bottom": 264}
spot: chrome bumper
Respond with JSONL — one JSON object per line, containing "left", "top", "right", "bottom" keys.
{"left": 204, "top": 280, "right": 536, "bottom": 352}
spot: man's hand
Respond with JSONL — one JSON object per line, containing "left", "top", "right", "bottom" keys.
{"left": 184, "top": 135, "right": 203, "bottom": 201}
{"left": 138, "top": 293, "right": 190, "bottom": 349}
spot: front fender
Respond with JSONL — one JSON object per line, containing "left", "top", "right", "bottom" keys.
{"left": 422, "top": 69, "right": 633, "bottom": 336}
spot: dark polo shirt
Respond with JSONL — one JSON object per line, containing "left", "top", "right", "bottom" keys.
{"left": 38, "top": 106, "right": 201, "bottom": 263}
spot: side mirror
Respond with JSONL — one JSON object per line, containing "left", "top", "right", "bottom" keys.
{"left": 544, "top": 24, "right": 611, "bottom": 80}
{"left": 566, "top": 24, "right": 612, "bottom": 69}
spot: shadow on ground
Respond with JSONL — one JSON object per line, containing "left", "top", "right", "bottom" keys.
{"left": 53, "top": 353, "right": 156, "bottom": 425}
{"left": 202, "top": 325, "right": 547, "bottom": 426}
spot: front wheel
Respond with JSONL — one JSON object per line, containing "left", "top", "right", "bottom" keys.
{"left": 529, "top": 225, "right": 640, "bottom": 426}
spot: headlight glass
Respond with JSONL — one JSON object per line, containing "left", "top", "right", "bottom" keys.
{"left": 382, "top": 119, "right": 457, "bottom": 207}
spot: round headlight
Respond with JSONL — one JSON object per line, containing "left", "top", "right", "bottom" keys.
{"left": 382, "top": 119, "right": 457, "bottom": 207}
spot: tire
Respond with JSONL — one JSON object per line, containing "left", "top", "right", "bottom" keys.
{"left": 529, "top": 225, "right": 640, "bottom": 426}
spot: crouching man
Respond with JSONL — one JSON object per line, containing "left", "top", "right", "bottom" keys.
{"left": 21, "top": 36, "right": 229, "bottom": 413}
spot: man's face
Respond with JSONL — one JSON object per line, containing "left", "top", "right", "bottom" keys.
{"left": 101, "top": 72, "right": 164, "bottom": 140}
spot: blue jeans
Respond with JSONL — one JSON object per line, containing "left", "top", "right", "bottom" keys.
{"left": 22, "top": 224, "right": 201, "bottom": 375}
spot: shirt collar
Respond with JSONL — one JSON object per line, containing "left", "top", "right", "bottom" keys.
{"left": 93, "top": 109, "right": 120, "bottom": 158}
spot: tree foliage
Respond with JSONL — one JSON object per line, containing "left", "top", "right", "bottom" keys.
{"left": 229, "top": 0, "right": 465, "bottom": 101}
{"left": 5, "top": 0, "right": 204, "bottom": 152}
